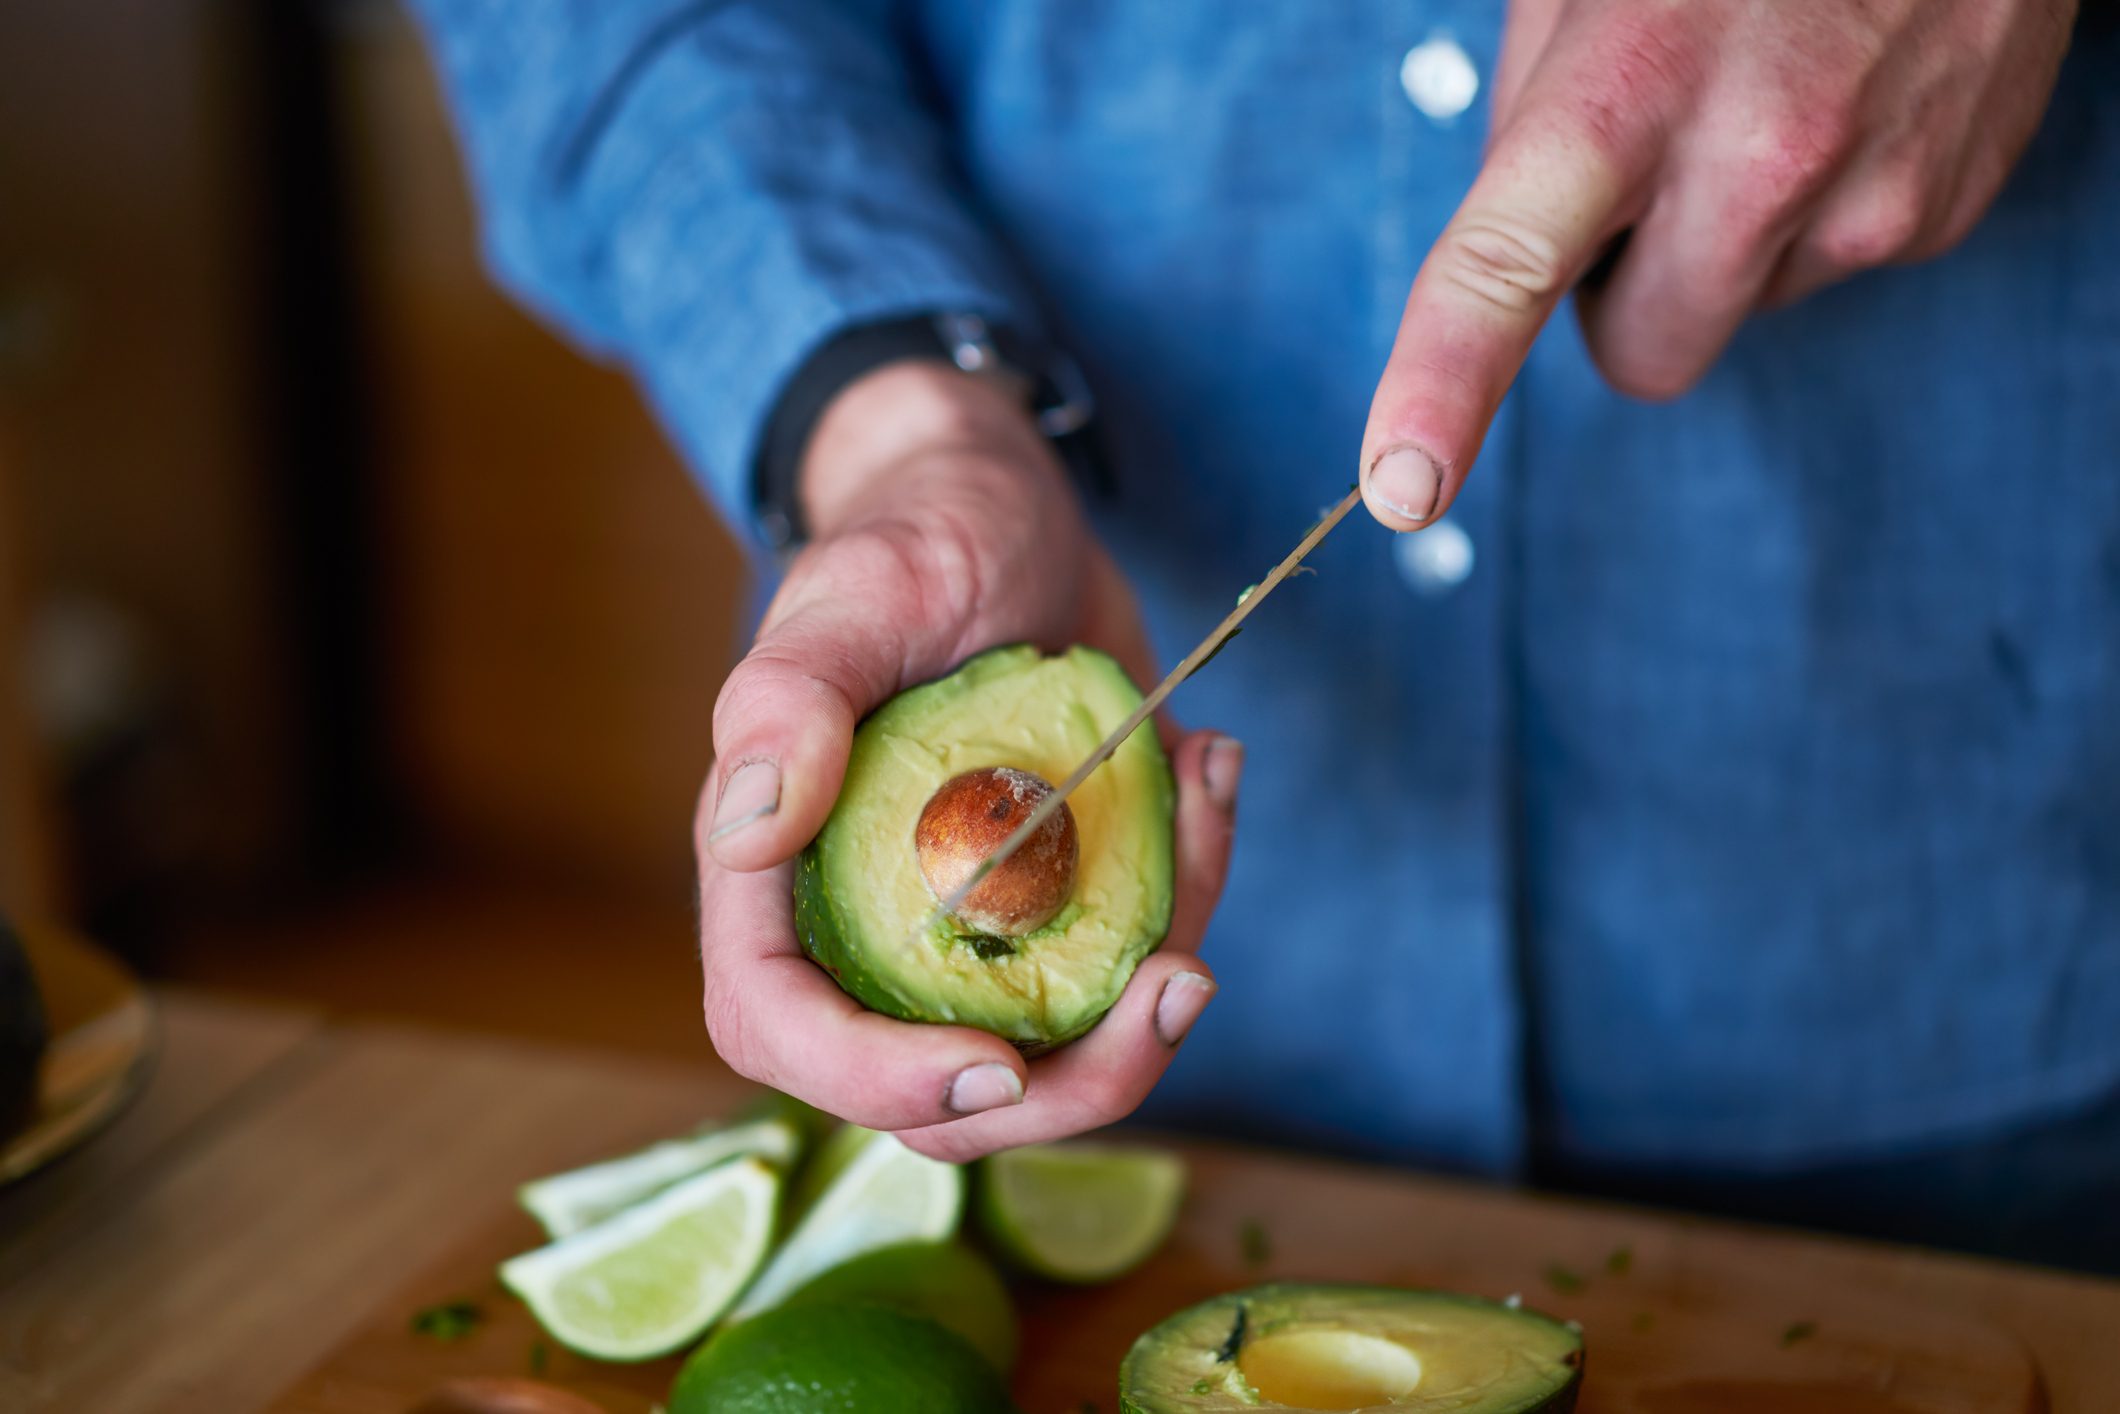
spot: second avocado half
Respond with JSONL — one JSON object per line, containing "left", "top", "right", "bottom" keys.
{"left": 795, "top": 644, "right": 1175, "bottom": 1052}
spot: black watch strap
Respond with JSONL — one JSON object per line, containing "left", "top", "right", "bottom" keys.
{"left": 751, "top": 313, "right": 1105, "bottom": 551}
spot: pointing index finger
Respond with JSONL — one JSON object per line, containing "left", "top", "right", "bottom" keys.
{"left": 1361, "top": 71, "right": 1661, "bottom": 529}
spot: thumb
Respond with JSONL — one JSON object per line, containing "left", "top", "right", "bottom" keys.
{"left": 704, "top": 538, "right": 934, "bottom": 872}
{"left": 1360, "top": 57, "right": 1658, "bottom": 530}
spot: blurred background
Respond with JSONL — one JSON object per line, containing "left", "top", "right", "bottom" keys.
{"left": 1, "top": 0, "right": 747, "bottom": 1059}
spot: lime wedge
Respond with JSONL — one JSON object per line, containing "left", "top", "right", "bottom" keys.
{"left": 517, "top": 1116, "right": 799, "bottom": 1239}
{"left": 500, "top": 1155, "right": 780, "bottom": 1360}
{"left": 738, "top": 1090, "right": 835, "bottom": 1152}
{"left": 728, "top": 1126, "right": 964, "bottom": 1320}
{"left": 976, "top": 1141, "right": 1185, "bottom": 1282}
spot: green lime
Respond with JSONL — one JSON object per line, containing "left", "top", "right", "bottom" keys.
{"left": 780, "top": 1117, "right": 872, "bottom": 1218}
{"left": 729, "top": 1126, "right": 965, "bottom": 1320}
{"left": 517, "top": 1116, "right": 800, "bottom": 1239}
{"left": 977, "top": 1141, "right": 1185, "bottom": 1283}
{"left": 783, "top": 1241, "right": 1018, "bottom": 1374}
{"left": 670, "top": 1302, "right": 1018, "bottom": 1414}
{"left": 498, "top": 1156, "right": 779, "bottom": 1361}
{"left": 739, "top": 1090, "right": 836, "bottom": 1153}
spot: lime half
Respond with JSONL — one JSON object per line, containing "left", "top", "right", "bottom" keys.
{"left": 500, "top": 1155, "right": 779, "bottom": 1360}
{"left": 728, "top": 1126, "right": 964, "bottom": 1320}
{"left": 784, "top": 1241, "right": 1018, "bottom": 1374}
{"left": 977, "top": 1141, "right": 1185, "bottom": 1282}
{"left": 518, "top": 1116, "right": 800, "bottom": 1239}
{"left": 671, "top": 1301, "right": 1017, "bottom": 1414}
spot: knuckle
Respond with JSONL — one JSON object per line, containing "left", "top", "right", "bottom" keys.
{"left": 1783, "top": 103, "right": 1861, "bottom": 175}
{"left": 1434, "top": 216, "right": 1572, "bottom": 316}
{"left": 700, "top": 970, "right": 764, "bottom": 1081}
{"left": 1543, "top": 14, "right": 1704, "bottom": 160}
{"left": 1583, "top": 326, "right": 1702, "bottom": 403}
{"left": 894, "top": 1129, "right": 943, "bottom": 1161}
{"left": 1735, "top": 112, "right": 1855, "bottom": 223}
{"left": 1553, "top": 87, "right": 1643, "bottom": 172}
{"left": 711, "top": 643, "right": 858, "bottom": 748}
{"left": 1592, "top": 12, "right": 1707, "bottom": 107}
{"left": 823, "top": 523, "right": 934, "bottom": 603}
{"left": 1604, "top": 357, "right": 1699, "bottom": 403}
{"left": 903, "top": 1129, "right": 986, "bottom": 1164}
{"left": 1814, "top": 187, "right": 1929, "bottom": 272}
{"left": 708, "top": 655, "right": 784, "bottom": 744}
{"left": 829, "top": 516, "right": 988, "bottom": 646}
{"left": 1076, "top": 1065, "right": 1150, "bottom": 1128}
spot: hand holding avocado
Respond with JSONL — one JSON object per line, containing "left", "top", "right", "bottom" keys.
{"left": 694, "top": 362, "right": 1241, "bottom": 1162}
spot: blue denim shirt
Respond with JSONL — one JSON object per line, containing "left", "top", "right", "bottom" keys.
{"left": 412, "top": 0, "right": 2120, "bottom": 1178}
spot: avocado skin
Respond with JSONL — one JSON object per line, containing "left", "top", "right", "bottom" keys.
{"left": 794, "top": 846, "right": 921, "bottom": 1024}
{"left": 794, "top": 644, "right": 1174, "bottom": 1055}
{"left": 0, "top": 919, "right": 49, "bottom": 1138}
{"left": 1118, "top": 1282, "right": 1583, "bottom": 1414}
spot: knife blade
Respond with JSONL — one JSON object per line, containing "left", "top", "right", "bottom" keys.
{"left": 913, "top": 485, "right": 1365, "bottom": 944}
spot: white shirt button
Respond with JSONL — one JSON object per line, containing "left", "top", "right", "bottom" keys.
{"left": 1400, "top": 35, "right": 1479, "bottom": 122}
{"left": 1394, "top": 518, "right": 1475, "bottom": 596}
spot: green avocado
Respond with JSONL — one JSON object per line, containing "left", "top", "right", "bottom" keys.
{"left": 795, "top": 644, "right": 1174, "bottom": 1052}
{"left": 1119, "top": 1283, "right": 1583, "bottom": 1414}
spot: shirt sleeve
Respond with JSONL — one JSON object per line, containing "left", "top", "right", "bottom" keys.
{"left": 405, "top": 0, "right": 1045, "bottom": 538}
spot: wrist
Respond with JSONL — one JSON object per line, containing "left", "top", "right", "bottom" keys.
{"left": 801, "top": 361, "right": 1072, "bottom": 539}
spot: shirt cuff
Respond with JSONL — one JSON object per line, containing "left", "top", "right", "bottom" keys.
{"left": 569, "top": 20, "right": 1047, "bottom": 543}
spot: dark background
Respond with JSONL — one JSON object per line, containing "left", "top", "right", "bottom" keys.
{"left": 0, "top": 0, "right": 750, "bottom": 1058}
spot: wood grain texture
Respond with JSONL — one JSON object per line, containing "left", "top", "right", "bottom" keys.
{"left": 0, "top": 988, "right": 317, "bottom": 1280}
{"left": 2, "top": 923, "right": 158, "bottom": 1183}
{"left": 0, "top": 995, "right": 742, "bottom": 1414}
{"left": 272, "top": 1138, "right": 2115, "bottom": 1414}
{"left": 11, "top": 994, "right": 2118, "bottom": 1414}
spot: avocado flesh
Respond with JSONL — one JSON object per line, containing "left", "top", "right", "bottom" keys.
{"left": 1120, "top": 1284, "right": 1582, "bottom": 1414}
{"left": 795, "top": 645, "right": 1175, "bottom": 1051}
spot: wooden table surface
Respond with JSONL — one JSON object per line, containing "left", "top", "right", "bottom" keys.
{"left": 5, "top": 991, "right": 2119, "bottom": 1414}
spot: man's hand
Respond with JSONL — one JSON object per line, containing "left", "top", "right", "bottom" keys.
{"left": 695, "top": 362, "right": 1241, "bottom": 1162}
{"left": 1360, "top": 0, "right": 2076, "bottom": 529}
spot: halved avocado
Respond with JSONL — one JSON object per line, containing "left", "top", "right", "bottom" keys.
{"left": 1120, "top": 1283, "right": 1582, "bottom": 1414}
{"left": 795, "top": 645, "right": 1175, "bottom": 1052}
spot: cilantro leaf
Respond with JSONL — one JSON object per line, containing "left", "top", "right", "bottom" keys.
{"left": 1543, "top": 1263, "right": 1586, "bottom": 1295}
{"left": 410, "top": 1300, "right": 482, "bottom": 1342}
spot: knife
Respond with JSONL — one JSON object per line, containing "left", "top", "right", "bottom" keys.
{"left": 915, "top": 485, "right": 1366, "bottom": 942}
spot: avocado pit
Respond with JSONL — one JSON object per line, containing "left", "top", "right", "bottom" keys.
{"left": 915, "top": 766, "right": 1079, "bottom": 938}
{"left": 1238, "top": 1329, "right": 1424, "bottom": 1408}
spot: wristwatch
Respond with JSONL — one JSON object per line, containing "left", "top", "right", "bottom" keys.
{"left": 752, "top": 312, "right": 1103, "bottom": 551}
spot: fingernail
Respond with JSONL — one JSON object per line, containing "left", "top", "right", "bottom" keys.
{"left": 1154, "top": 971, "right": 1218, "bottom": 1047}
{"left": 1367, "top": 445, "right": 1442, "bottom": 525}
{"left": 710, "top": 760, "right": 781, "bottom": 843}
{"left": 1203, "top": 735, "right": 1244, "bottom": 813}
{"left": 946, "top": 1062, "right": 1025, "bottom": 1115}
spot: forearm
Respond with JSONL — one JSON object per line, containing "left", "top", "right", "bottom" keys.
{"left": 407, "top": 0, "right": 1048, "bottom": 541}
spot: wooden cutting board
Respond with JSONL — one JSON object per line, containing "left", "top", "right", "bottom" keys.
{"left": 270, "top": 1134, "right": 2040, "bottom": 1414}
